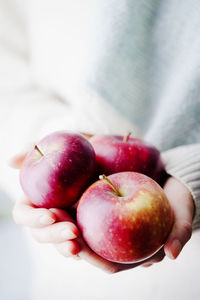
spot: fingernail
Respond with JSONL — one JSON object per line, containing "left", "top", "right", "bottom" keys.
{"left": 142, "top": 263, "right": 153, "bottom": 268}
{"left": 40, "top": 215, "right": 55, "bottom": 225}
{"left": 61, "top": 228, "right": 77, "bottom": 239}
{"left": 168, "top": 240, "right": 182, "bottom": 259}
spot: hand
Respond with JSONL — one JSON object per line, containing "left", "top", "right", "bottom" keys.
{"left": 136, "top": 176, "right": 194, "bottom": 267}
{"left": 81, "top": 175, "right": 194, "bottom": 271}
{"left": 163, "top": 176, "right": 194, "bottom": 259}
{"left": 77, "top": 175, "right": 194, "bottom": 271}
{"left": 12, "top": 197, "right": 166, "bottom": 273}
{"left": 13, "top": 198, "right": 80, "bottom": 255}
{"left": 11, "top": 150, "right": 194, "bottom": 273}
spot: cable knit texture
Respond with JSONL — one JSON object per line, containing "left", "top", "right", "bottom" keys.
{"left": 0, "top": 0, "right": 200, "bottom": 229}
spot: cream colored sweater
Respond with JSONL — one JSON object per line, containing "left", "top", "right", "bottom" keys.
{"left": 1, "top": 0, "right": 200, "bottom": 229}
{"left": 1, "top": 1, "right": 200, "bottom": 300}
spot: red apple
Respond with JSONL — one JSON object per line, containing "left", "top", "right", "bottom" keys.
{"left": 90, "top": 134, "right": 165, "bottom": 183}
{"left": 20, "top": 132, "right": 96, "bottom": 208}
{"left": 77, "top": 172, "right": 173, "bottom": 263}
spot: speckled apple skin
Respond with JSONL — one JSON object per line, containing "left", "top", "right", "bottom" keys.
{"left": 77, "top": 172, "right": 173, "bottom": 263}
{"left": 20, "top": 132, "right": 96, "bottom": 208}
{"left": 90, "top": 135, "right": 165, "bottom": 184}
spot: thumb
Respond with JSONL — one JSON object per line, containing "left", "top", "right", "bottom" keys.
{"left": 9, "top": 153, "right": 27, "bottom": 169}
{"left": 163, "top": 176, "right": 194, "bottom": 259}
{"left": 9, "top": 144, "right": 34, "bottom": 169}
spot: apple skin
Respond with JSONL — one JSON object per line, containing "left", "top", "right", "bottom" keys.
{"left": 77, "top": 172, "right": 173, "bottom": 264}
{"left": 20, "top": 132, "right": 96, "bottom": 208}
{"left": 90, "top": 135, "right": 165, "bottom": 183}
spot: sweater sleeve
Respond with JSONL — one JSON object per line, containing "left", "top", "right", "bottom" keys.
{"left": 0, "top": 1, "right": 81, "bottom": 201}
{"left": 161, "top": 144, "right": 200, "bottom": 230}
{"left": 0, "top": 0, "right": 137, "bottom": 203}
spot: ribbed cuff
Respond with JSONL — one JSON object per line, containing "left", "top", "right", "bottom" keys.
{"left": 162, "top": 144, "right": 200, "bottom": 230}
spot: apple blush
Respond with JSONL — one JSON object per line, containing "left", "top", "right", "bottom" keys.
{"left": 90, "top": 134, "right": 165, "bottom": 183}
{"left": 20, "top": 132, "right": 96, "bottom": 208}
{"left": 77, "top": 172, "right": 173, "bottom": 264}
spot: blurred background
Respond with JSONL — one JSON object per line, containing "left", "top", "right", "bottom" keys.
{"left": 0, "top": 187, "right": 32, "bottom": 300}
{"left": 0, "top": 0, "right": 33, "bottom": 296}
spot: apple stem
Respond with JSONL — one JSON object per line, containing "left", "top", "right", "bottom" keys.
{"left": 34, "top": 145, "right": 44, "bottom": 157}
{"left": 99, "top": 174, "right": 122, "bottom": 197}
{"left": 123, "top": 132, "right": 131, "bottom": 142}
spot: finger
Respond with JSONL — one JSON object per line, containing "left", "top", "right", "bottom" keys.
{"left": 9, "top": 153, "right": 27, "bottom": 169}
{"left": 77, "top": 238, "right": 119, "bottom": 274}
{"left": 54, "top": 241, "right": 80, "bottom": 257}
{"left": 140, "top": 247, "right": 165, "bottom": 267}
{"left": 9, "top": 145, "right": 34, "bottom": 169}
{"left": 80, "top": 132, "right": 93, "bottom": 139}
{"left": 74, "top": 237, "right": 148, "bottom": 273}
{"left": 141, "top": 263, "right": 153, "bottom": 268}
{"left": 163, "top": 177, "right": 194, "bottom": 259}
{"left": 13, "top": 198, "right": 56, "bottom": 227}
{"left": 149, "top": 247, "right": 165, "bottom": 263}
{"left": 49, "top": 208, "right": 75, "bottom": 223}
{"left": 30, "top": 221, "right": 79, "bottom": 243}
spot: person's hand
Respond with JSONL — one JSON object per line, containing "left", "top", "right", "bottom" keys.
{"left": 11, "top": 149, "right": 194, "bottom": 273}
{"left": 163, "top": 176, "right": 194, "bottom": 260}
{"left": 79, "top": 175, "right": 194, "bottom": 271}
{"left": 11, "top": 149, "right": 125, "bottom": 273}
{"left": 12, "top": 198, "right": 80, "bottom": 254}
{"left": 12, "top": 196, "right": 166, "bottom": 273}
{"left": 13, "top": 175, "right": 193, "bottom": 274}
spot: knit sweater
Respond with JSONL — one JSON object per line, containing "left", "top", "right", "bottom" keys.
{"left": 1, "top": 0, "right": 200, "bottom": 229}
{"left": 1, "top": 1, "right": 200, "bottom": 300}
